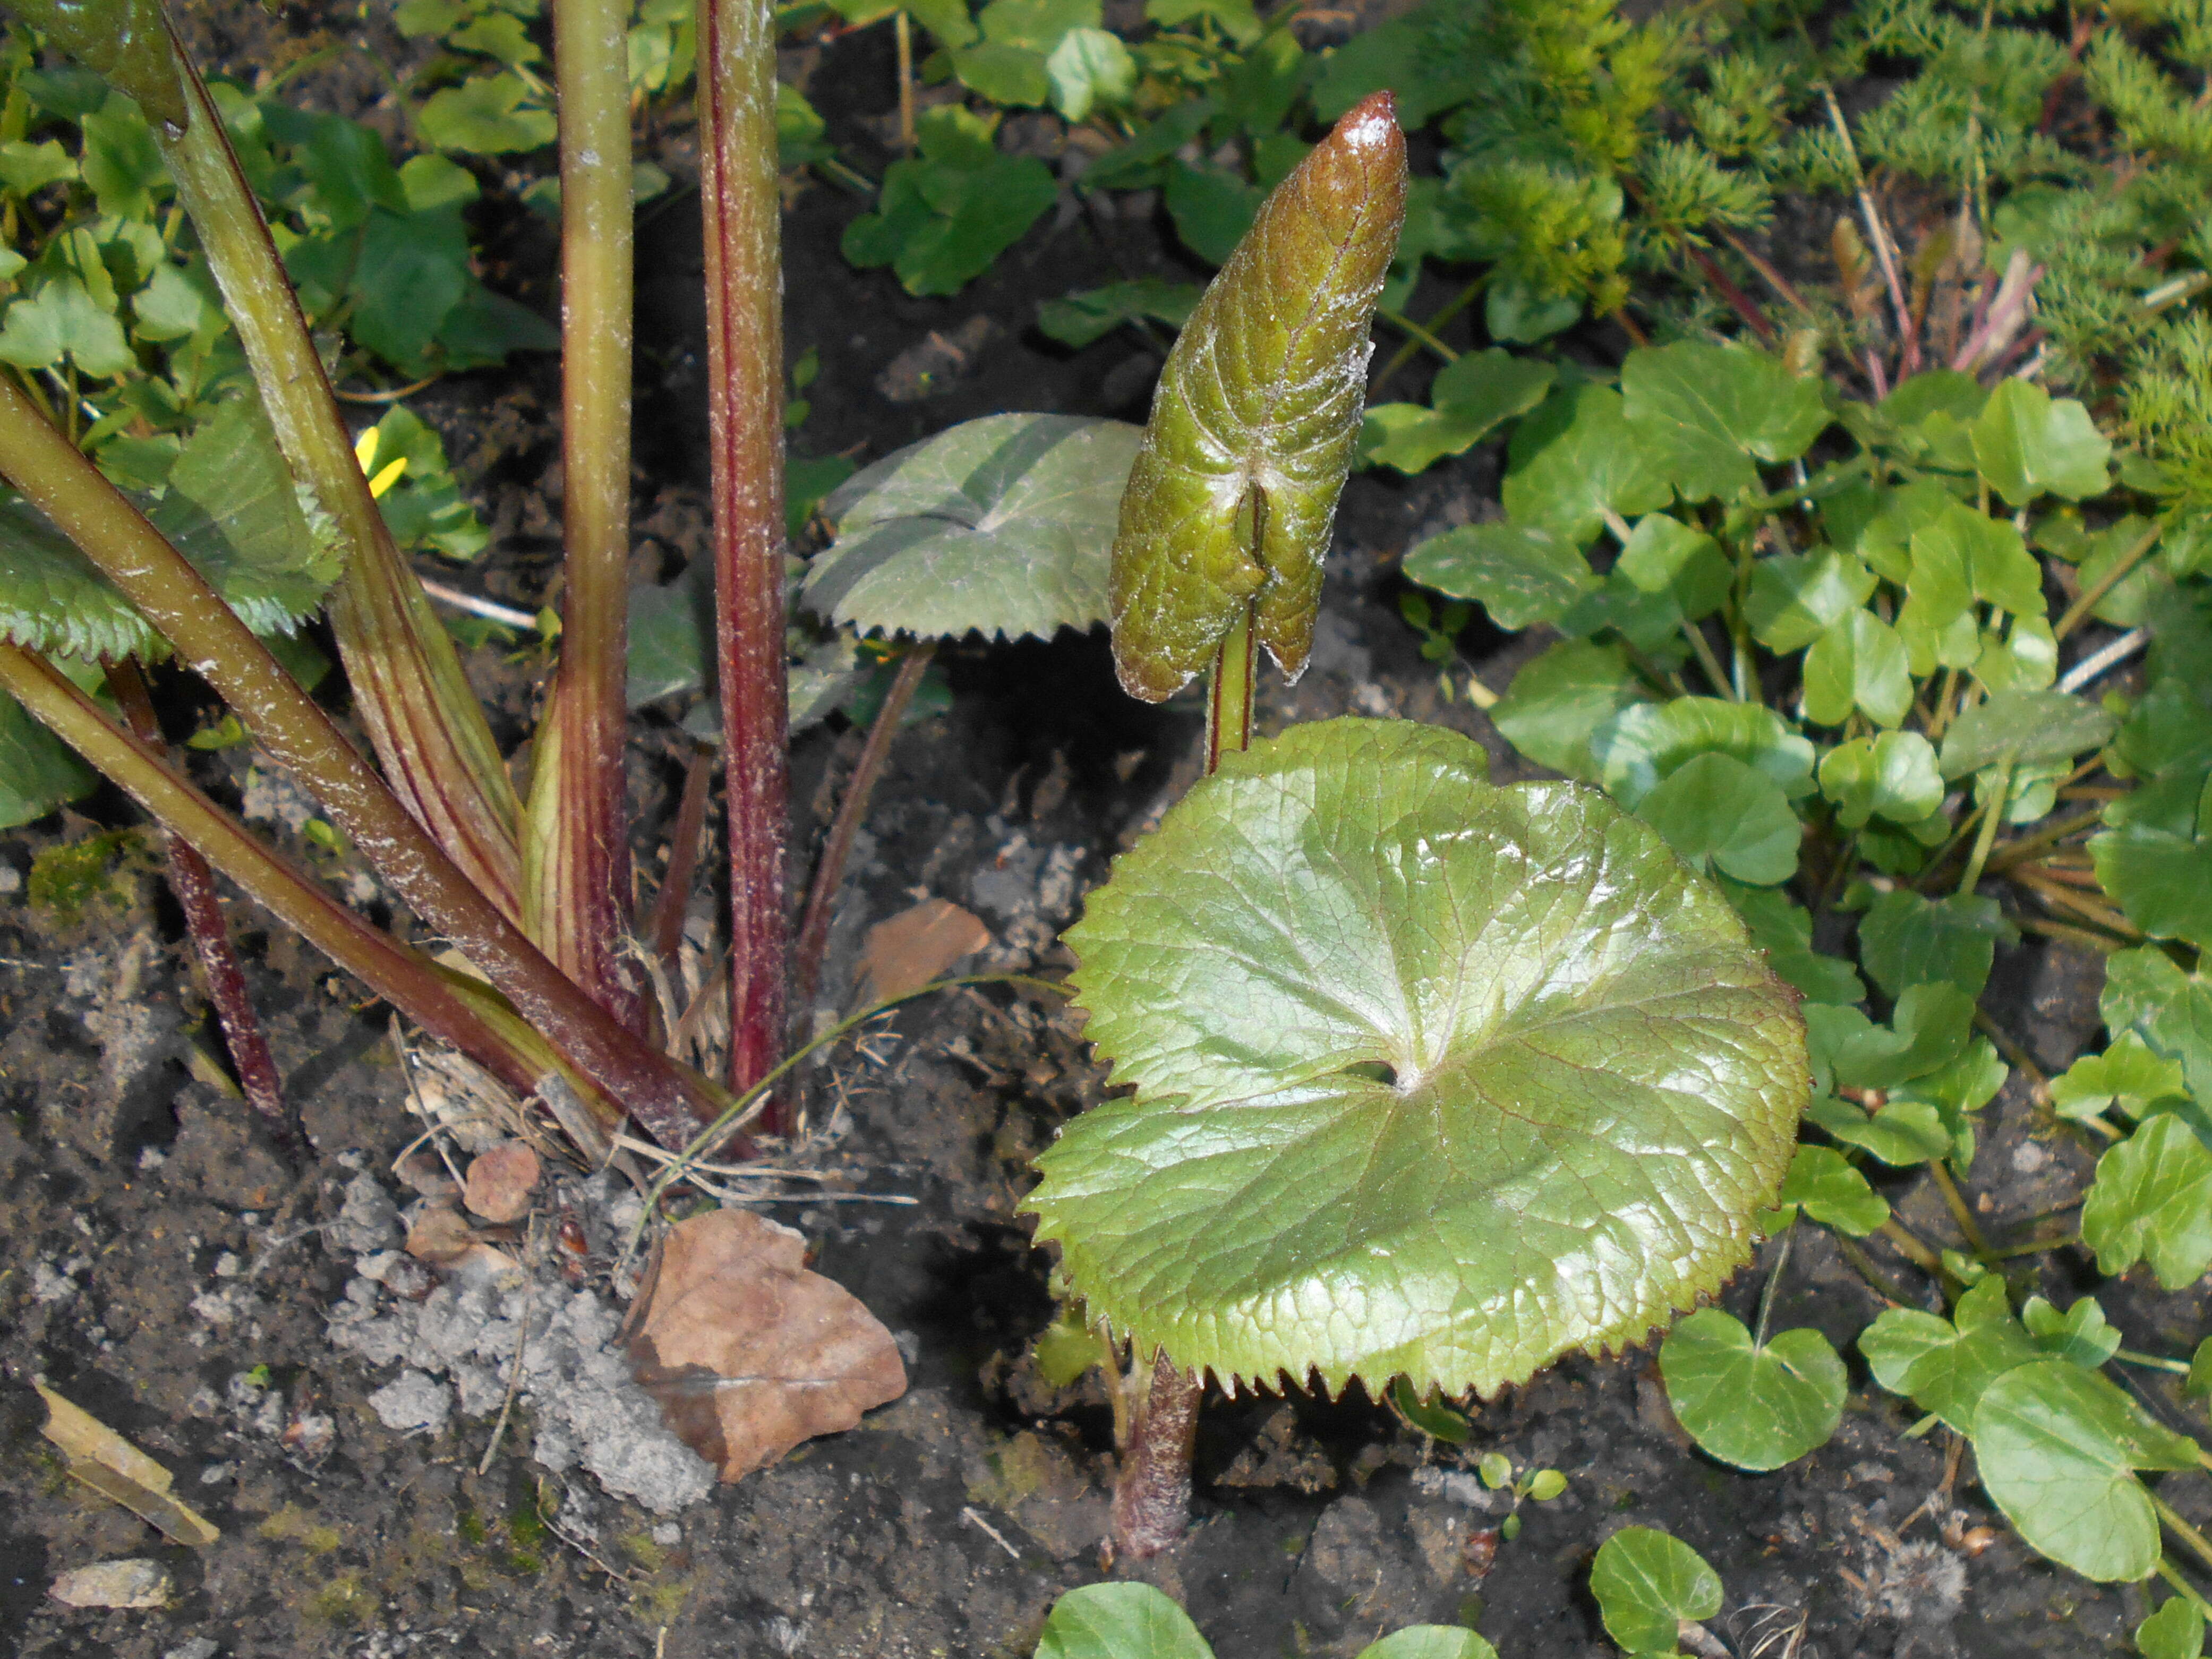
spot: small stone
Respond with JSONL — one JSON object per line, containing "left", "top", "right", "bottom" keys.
{"left": 651, "top": 1521, "right": 681, "bottom": 1546}
{"left": 367, "top": 1369, "right": 452, "bottom": 1435}
{"left": 325, "top": 1173, "right": 401, "bottom": 1255}
{"left": 463, "top": 1142, "right": 542, "bottom": 1224}
{"left": 49, "top": 1558, "right": 170, "bottom": 1609}
{"left": 164, "top": 1640, "right": 220, "bottom": 1659}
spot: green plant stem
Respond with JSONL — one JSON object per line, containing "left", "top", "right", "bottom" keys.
{"left": 1926, "top": 1161, "right": 1994, "bottom": 1262}
{"left": 1833, "top": 1232, "right": 1916, "bottom": 1306}
{"left": 894, "top": 7, "right": 916, "bottom": 153}
{"left": 1986, "top": 1229, "right": 2078, "bottom": 1260}
{"left": 1970, "top": 1006, "right": 2051, "bottom": 1106}
{"left": 0, "top": 644, "right": 556, "bottom": 1106}
{"left": 1372, "top": 277, "right": 1484, "bottom": 392}
{"left": 793, "top": 645, "right": 935, "bottom": 1016}
{"left": 1984, "top": 807, "right": 2109, "bottom": 873}
{"left": 1205, "top": 603, "right": 1257, "bottom": 774}
{"left": 1376, "top": 307, "right": 1458, "bottom": 364}
{"left": 1679, "top": 619, "right": 1738, "bottom": 702}
{"left": 157, "top": 33, "right": 524, "bottom": 919}
{"left": 528, "top": 0, "right": 643, "bottom": 1031}
{"left": 2154, "top": 1492, "right": 2212, "bottom": 1580}
{"left": 0, "top": 381, "right": 725, "bottom": 1150}
{"left": 699, "top": 0, "right": 792, "bottom": 1109}
{"left": 2116, "top": 1349, "right": 2194, "bottom": 1375}
{"left": 2156, "top": 1558, "right": 2212, "bottom": 1619}
{"left": 1878, "top": 1217, "right": 1949, "bottom": 1278}
{"left": 2052, "top": 518, "right": 2164, "bottom": 643}
{"left": 1955, "top": 756, "right": 2013, "bottom": 896}
{"left": 107, "top": 657, "right": 294, "bottom": 1149}
{"left": 1753, "top": 1224, "right": 1796, "bottom": 1347}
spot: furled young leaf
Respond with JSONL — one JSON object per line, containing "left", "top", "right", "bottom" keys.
{"left": 1818, "top": 732, "right": 1943, "bottom": 830}
{"left": 1661, "top": 1310, "right": 1845, "bottom": 1471}
{"left": 1858, "top": 891, "right": 2010, "bottom": 1000}
{"left": 1036, "top": 279, "right": 1200, "bottom": 349}
{"left": 1027, "top": 719, "right": 1806, "bottom": 1397}
{"left": 802, "top": 415, "right": 1142, "bottom": 643}
{"left": 1745, "top": 552, "right": 1878, "bottom": 653}
{"left": 1802, "top": 609, "right": 1913, "bottom": 728}
{"left": 2079, "top": 1114, "right": 2212, "bottom": 1289}
{"left": 1034, "top": 1583, "right": 1214, "bottom": 1659}
{"left": 1636, "top": 751, "right": 1800, "bottom": 885}
{"left": 0, "top": 397, "right": 340, "bottom": 660}
{"left": 1400, "top": 521, "right": 1597, "bottom": 631}
{"left": 1108, "top": 94, "right": 1406, "bottom": 700}
{"left": 1590, "top": 698, "right": 1816, "bottom": 810}
{"left": 1501, "top": 383, "right": 1672, "bottom": 545}
{"left": 1763, "top": 1144, "right": 1887, "bottom": 1235}
{"left": 1938, "top": 689, "right": 2117, "bottom": 779}
{"left": 1973, "top": 1360, "right": 2200, "bottom": 1581}
{"left": 1620, "top": 341, "right": 1830, "bottom": 502}
{"left": 1488, "top": 638, "right": 1643, "bottom": 782}
{"left": 1972, "top": 380, "right": 2112, "bottom": 506}
{"left": 1589, "top": 1527, "right": 1723, "bottom": 1655}
{"left": 2049, "top": 1033, "right": 2191, "bottom": 1122}
{"left": 1360, "top": 348, "right": 1555, "bottom": 475}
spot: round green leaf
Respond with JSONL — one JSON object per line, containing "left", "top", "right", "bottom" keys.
{"left": 1636, "top": 751, "right": 1801, "bottom": 885}
{"left": 802, "top": 415, "right": 1142, "bottom": 643}
{"left": 1590, "top": 1526, "right": 1724, "bottom": 1654}
{"left": 1027, "top": 719, "right": 1806, "bottom": 1397}
{"left": 1768, "top": 1144, "right": 1886, "bottom": 1235}
{"left": 1502, "top": 383, "right": 1673, "bottom": 545}
{"left": 1817, "top": 732, "right": 1942, "bottom": 831}
{"left": 1972, "top": 1359, "right": 2201, "bottom": 1581}
{"left": 1035, "top": 1583, "right": 1214, "bottom": 1659}
{"left": 1660, "top": 1309, "right": 1846, "bottom": 1470}
{"left": 1620, "top": 341, "right": 1831, "bottom": 502}
{"left": 1937, "top": 689, "right": 2117, "bottom": 780}
{"left": 1356, "top": 1630, "right": 1498, "bottom": 1659}
{"left": 2079, "top": 1113, "right": 2212, "bottom": 1290}
{"left": 2136, "top": 1597, "right": 2206, "bottom": 1659}
{"left": 1971, "top": 380, "right": 2111, "bottom": 506}
{"left": 1801, "top": 609, "right": 1912, "bottom": 729}
{"left": 1488, "top": 639, "right": 1643, "bottom": 783}
{"left": 1590, "top": 698, "right": 1816, "bottom": 811}
{"left": 2089, "top": 825, "right": 2212, "bottom": 951}
{"left": 1401, "top": 520, "right": 1598, "bottom": 631}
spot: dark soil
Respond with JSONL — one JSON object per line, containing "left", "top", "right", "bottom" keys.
{"left": 5, "top": 7, "right": 2208, "bottom": 1657}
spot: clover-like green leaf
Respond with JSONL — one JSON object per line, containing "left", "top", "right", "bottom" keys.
{"left": 1818, "top": 732, "right": 1943, "bottom": 830}
{"left": 1721, "top": 882, "right": 1863, "bottom": 1006}
{"left": 2080, "top": 1114, "right": 2212, "bottom": 1290}
{"left": 2049, "top": 1033, "right": 2191, "bottom": 1122}
{"left": 1636, "top": 751, "right": 1800, "bottom": 885}
{"left": 1764, "top": 1144, "right": 1887, "bottom": 1235}
{"left": 1590, "top": 698, "right": 1816, "bottom": 810}
{"left": 801, "top": 415, "right": 1142, "bottom": 643}
{"left": 1026, "top": 719, "right": 1806, "bottom": 1397}
{"left": 1938, "top": 689, "right": 2117, "bottom": 780}
{"left": 1360, "top": 348, "right": 1555, "bottom": 475}
{"left": 1501, "top": 383, "right": 1673, "bottom": 546}
{"left": 1860, "top": 1275, "right": 2037, "bottom": 1433}
{"left": 1805, "top": 982, "right": 1974, "bottom": 1093}
{"left": 1108, "top": 95, "right": 1406, "bottom": 700}
{"left": 1488, "top": 639, "right": 1643, "bottom": 782}
{"left": 1808, "top": 1092, "right": 1952, "bottom": 1165}
{"left": 1400, "top": 520, "right": 1597, "bottom": 631}
{"left": 1035, "top": 1583, "right": 1213, "bottom": 1659}
{"left": 1858, "top": 891, "right": 2010, "bottom": 1000}
{"left": 1974, "top": 1360, "right": 2200, "bottom": 1581}
{"left": 1590, "top": 1527, "right": 1723, "bottom": 1655}
{"left": 1972, "top": 380, "right": 2112, "bottom": 506}
{"left": 1802, "top": 609, "right": 1912, "bottom": 729}
{"left": 1746, "top": 551, "right": 1878, "bottom": 654}
{"left": 1620, "top": 341, "right": 1830, "bottom": 503}
{"left": 1613, "top": 513, "right": 1730, "bottom": 621}
{"left": 417, "top": 71, "right": 556, "bottom": 154}
{"left": 2136, "top": 1598, "right": 2207, "bottom": 1659}
{"left": 1660, "top": 1309, "right": 1846, "bottom": 1471}
{"left": 2020, "top": 1295, "right": 2123, "bottom": 1368}
{"left": 0, "top": 396, "right": 339, "bottom": 660}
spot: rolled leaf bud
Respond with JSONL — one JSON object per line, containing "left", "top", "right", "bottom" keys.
{"left": 1108, "top": 91, "right": 1407, "bottom": 702}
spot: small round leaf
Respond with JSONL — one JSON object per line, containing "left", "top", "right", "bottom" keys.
{"left": 1035, "top": 1582, "right": 1214, "bottom": 1659}
{"left": 1659, "top": 1309, "right": 1846, "bottom": 1470}
{"left": 1356, "top": 1629, "right": 1499, "bottom": 1659}
{"left": 1027, "top": 720, "right": 1806, "bottom": 1398}
{"left": 1590, "top": 1526, "right": 1724, "bottom": 1654}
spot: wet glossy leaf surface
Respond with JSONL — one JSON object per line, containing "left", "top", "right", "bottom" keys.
{"left": 1589, "top": 1526, "right": 1722, "bottom": 1654}
{"left": 1027, "top": 719, "right": 1805, "bottom": 1396}
{"left": 1034, "top": 1583, "right": 1214, "bottom": 1659}
{"left": 1660, "top": 1309, "right": 1846, "bottom": 1470}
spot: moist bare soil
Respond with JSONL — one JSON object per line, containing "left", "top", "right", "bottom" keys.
{"left": 5, "top": 6, "right": 2210, "bottom": 1656}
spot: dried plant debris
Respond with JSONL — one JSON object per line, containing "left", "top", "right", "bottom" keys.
{"left": 37, "top": 1384, "right": 220, "bottom": 1547}
{"left": 624, "top": 1209, "right": 909, "bottom": 1481}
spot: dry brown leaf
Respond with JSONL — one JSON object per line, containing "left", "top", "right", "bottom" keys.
{"left": 624, "top": 1209, "right": 907, "bottom": 1481}
{"left": 404, "top": 1202, "right": 520, "bottom": 1283}
{"left": 852, "top": 897, "right": 992, "bottom": 1005}
{"left": 462, "top": 1141, "right": 541, "bottom": 1223}
{"left": 37, "top": 1386, "right": 219, "bottom": 1548}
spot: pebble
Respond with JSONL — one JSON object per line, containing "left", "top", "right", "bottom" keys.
{"left": 165, "top": 1641, "right": 221, "bottom": 1659}
{"left": 49, "top": 1558, "right": 170, "bottom": 1609}
{"left": 366, "top": 1369, "right": 452, "bottom": 1435}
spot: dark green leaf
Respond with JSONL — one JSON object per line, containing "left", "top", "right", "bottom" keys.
{"left": 2019, "top": 1295, "right": 2122, "bottom": 1368}
{"left": 1360, "top": 349, "right": 1554, "bottom": 476}
{"left": 953, "top": 41, "right": 1052, "bottom": 106}
{"left": 1037, "top": 279, "right": 1199, "bottom": 349}
{"left": 2048, "top": 1033, "right": 2190, "bottom": 1122}
{"left": 1400, "top": 521, "right": 1596, "bottom": 631}
{"left": 1974, "top": 1361, "right": 2199, "bottom": 1581}
{"left": 1619, "top": 341, "right": 1830, "bottom": 502}
{"left": 1034, "top": 1583, "right": 1214, "bottom": 1659}
{"left": 1109, "top": 97, "right": 1404, "bottom": 699}
{"left": 843, "top": 109, "right": 1060, "bottom": 297}
{"left": 1721, "top": 881, "right": 1864, "bottom": 1005}
{"left": 0, "top": 688, "right": 98, "bottom": 829}
{"left": 1858, "top": 891, "right": 2010, "bottom": 1000}
{"left": 78, "top": 99, "right": 168, "bottom": 218}
{"left": 1488, "top": 638, "right": 1642, "bottom": 782}
{"left": 2079, "top": 1114, "right": 2212, "bottom": 1289}
{"left": 1027, "top": 719, "right": 1806, "bottom": 1397}
{"left": 1162, "top": 161, "right": 1262, "bottom": 267}
{"left": 1972, "top": 380, "right": 2112, "bottom": 506}
{"left": 804, "top": 414, "right": 1141, "bottom": 642}
{"left": 1808, "top": 1092, "right": 1952, "bottom": 1165}
{"left": 2089, "top": 825, "right": 2212, "bottom": 950}
{"left": 1590, "top": 698, "right": 1815, "bottom": 810}
{"left": 1817, "top": 732, "right": 1943, "bottom": 830}
{"left": 1589, "top": 1527, "right": 1723, "bottom": 1655}
{"left": 1938, "top": 689, "right": 2117, "bottom": 779}
{"left": 1765, "top": 1143, "right": 1887, "bottom": 1235}
{"left": 1805, "top": 982, "right": 1974, "bottom": 1092}
{"left": 10, "top": 0, "right": 184, "bottom": 125}
{"left": 1636, "top": 752, "right": 1800, "bottom": 885}
{"left": 1355, "top": 1630, "right": 1497, "bottom": 1659}
{"left": 1660, "top": 1309, "right": 1845, "bottom": 1470}
{"left": 1501, "top": 384, "right": 1672, "bottom": 546}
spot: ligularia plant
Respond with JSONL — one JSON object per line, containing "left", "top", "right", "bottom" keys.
{"left": 1022, "top": 92, "right": 1812, "bottom": 1559}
